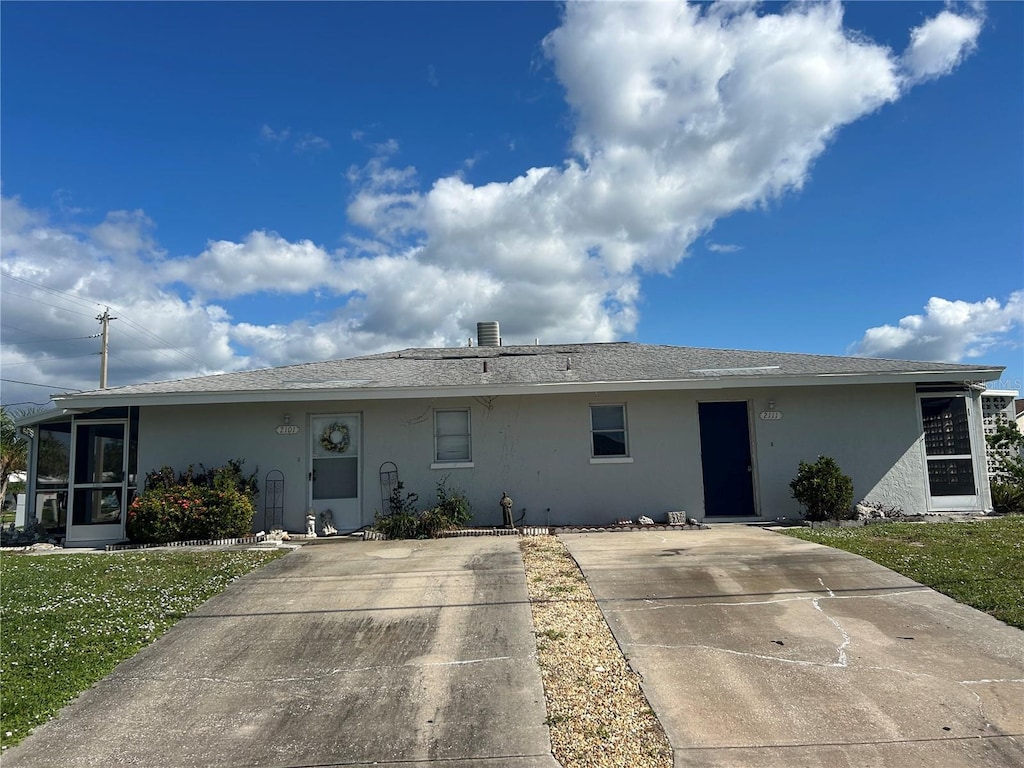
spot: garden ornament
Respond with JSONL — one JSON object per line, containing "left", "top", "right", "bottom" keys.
{"left": 500, "top": 492, "right": 514, "bottom": 528}
{"left": 320, "top": 509, "right": 338, "bottom": 536}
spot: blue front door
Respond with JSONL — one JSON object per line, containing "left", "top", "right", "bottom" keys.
{"left": 698, "top": 401, "right": 756, "bottom": 518}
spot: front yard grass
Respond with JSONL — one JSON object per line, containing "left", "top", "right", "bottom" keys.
{"left": 0, "top": 548, "right": 286, "bottom": 750}
{"left": 782, "top": 516, "right": 1024, "bottom": 630}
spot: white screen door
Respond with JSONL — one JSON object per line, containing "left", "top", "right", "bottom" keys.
{"left": 310, "top": 414, "right": 361, "bottom": 531}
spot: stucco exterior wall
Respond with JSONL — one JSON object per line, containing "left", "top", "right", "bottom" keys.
{"left": 739, "top": 384, "right": 928, "bottom": 518}
{"left": 136, "top": 381, "right": 943, "bottom": 532}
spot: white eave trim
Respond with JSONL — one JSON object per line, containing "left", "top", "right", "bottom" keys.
{"left": 48, "top": 368, "right": 1004, "bottom": 409}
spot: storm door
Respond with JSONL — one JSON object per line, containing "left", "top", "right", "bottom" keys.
{"left": 309, "top": 414, "right": 361, "bottom": 532}
{"left": 919, "top": 395, "right": 981, "bottom": 511}
{"left": 698, "top": 401, "right": 757, "bottom": 518}
{"left": 67, "top": 419, "right": 128, "bottom": 543}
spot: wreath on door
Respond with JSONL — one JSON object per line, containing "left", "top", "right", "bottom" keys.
{"left": 319, "top": 422, "right": 351, "bottom": 454}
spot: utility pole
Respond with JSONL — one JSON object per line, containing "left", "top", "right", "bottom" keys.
{"left": 97, "top": 308, "right": 117, "bottom": 389}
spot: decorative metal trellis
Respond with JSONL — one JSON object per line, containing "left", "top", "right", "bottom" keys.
{"left": 263, "top": 470, "right": 284, "bottom": 531}
{"left": 379, "top": 462, "right": 399, "bottom": 513}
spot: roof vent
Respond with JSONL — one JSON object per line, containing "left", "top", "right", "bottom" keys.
{"left": 476, "top": 321, "right": 501, "bottom": 347}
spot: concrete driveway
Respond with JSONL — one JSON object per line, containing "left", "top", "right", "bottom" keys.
{"left": 561, "top": 527, "right": 1024, "bottom": 768}
{"left": 4, "top": 537, "right": 558, "bottom": 768}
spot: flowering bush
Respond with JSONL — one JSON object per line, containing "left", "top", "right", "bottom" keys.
{"left": 127, "top": 461, "right": 258, "bottom": 544}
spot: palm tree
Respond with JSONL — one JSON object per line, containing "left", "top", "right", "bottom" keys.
{"left": 1, "top": 406, "right": 29, "bottom": 506}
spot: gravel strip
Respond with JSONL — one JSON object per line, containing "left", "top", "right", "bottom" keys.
{"left": 520, "top": 535, "right": 673, "bottom": 768}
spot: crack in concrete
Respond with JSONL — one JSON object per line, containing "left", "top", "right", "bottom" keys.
{"left": 630, "top": 578, "right": 855, "bottom": 669}
{"left": 613, "top": 588, "right": 930, "bottom": 613}
{"left": 814, "top": 577, "right": 850, "bottom": 667}
{"left": 629, "top": 641, "right": 844, "bottom": 668}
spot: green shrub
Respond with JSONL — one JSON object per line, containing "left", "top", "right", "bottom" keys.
{"left": 373, "top": 482, "right": 421, "bottom": 539}
{"left": 790, "top": 456, "right": 854, "bottom": 522}
{"left": 991, "top": 481, "right": 1024, "bottom": 515}
{"left": 373, "top": 480, "right": 471, "bottom": 539}
{"left": 127, "top": 460, "right": 258, "bottom": 543}
{"left": 434, "top": 479, "right": 471, "bottom": 527}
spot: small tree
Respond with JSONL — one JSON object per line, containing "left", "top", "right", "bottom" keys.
{"left": 987, "top": 421, "right": 1024, "bottom": 514}
{"left": 790, "top": 456, "right": 854, "bottom": 522}
{"left": 0, "top": 406, "right": 29, "bottom": 504}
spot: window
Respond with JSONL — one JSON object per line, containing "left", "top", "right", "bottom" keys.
{"left": 434, "top": 409, "right": 471, "bottom": 465}
{"left": 35, "top": 422, "right": 72, "bottom": 531}
{"left": 591, "top": 404, "right": 628, "bottom": 458}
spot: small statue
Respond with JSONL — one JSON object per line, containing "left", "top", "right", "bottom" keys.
{"left": 305, "top": 512, "right": 317, "bottom": 537}
{"left": 500, "top": 492, "right": 514, "bottom": 528}
{"left": 320, "top": 509, "right": 338, "bottom": 536}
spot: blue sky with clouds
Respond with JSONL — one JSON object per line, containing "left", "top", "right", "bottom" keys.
{"left": 2, "top": 1, "right": 1021, "bottom": 408}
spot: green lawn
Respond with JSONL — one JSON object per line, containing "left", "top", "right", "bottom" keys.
{"left": 0, "top": 549, "right": 287, "bottom": 750}
{"left": 782, "top": 516, "right": 1024, "bottom": 630}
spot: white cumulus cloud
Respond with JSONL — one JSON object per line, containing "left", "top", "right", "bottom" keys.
{"left": 342, "top": 0, "right": 967, "bottom": 346}
{"left": 902, "top": 8, "right": 983, "bottom": 83}
{"left": 850, "top": 292, "right": 1024, "bottom": 362}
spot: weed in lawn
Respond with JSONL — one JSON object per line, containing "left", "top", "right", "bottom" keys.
{"left": 0, "top": 549, "right": 286, "bottom": 749}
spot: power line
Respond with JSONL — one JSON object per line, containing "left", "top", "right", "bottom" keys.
{"left": 0, "top": 288, "right": 99, "bottom": 318}
{"left": 1, "top": 378, "right": 82, "bottom": 391}
{"left": 0, "top": 334, "right": 101, "bottom": 346}
{"left": 114, "top": 314, "right": 208, "bottom": 368}
{"left": 1, "top": 352, "right": 99, "bottom": 367}
{"left": 1, "top": 273, "right": 103, "bottom": 312}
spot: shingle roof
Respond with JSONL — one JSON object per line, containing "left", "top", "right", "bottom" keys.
{"left": 53, "top": 342, "right": 1003, "bottom": 405}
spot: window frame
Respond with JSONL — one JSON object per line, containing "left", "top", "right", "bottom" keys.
{"left": 431, "top": 408, "right": 473, "bottom": 468}
{"left": 69, "top": 418, "right": 129, "bottom": 528}
{"left": 589, "top": 403, "right": 632, "bottom": 463}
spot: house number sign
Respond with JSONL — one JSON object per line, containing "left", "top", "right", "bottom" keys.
{"left": 275, "top": 425, "right": 300, "bottom": 435}
{"left": 759, "top": 411, "right": 783, "bottom": 421}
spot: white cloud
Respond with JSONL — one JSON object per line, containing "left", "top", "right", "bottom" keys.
{"left": 706, "top": 242, "right": 742, "bottom": 253}
{"left": 260, "top": 124, "right": 290, "bottom": 143}
{"left": 341, "top": 0, "right": 939, "bottom": 343}
{"left": 294, "top": 134, "right": 331, "bottom": 154}
{"left": 90, "top": 210, "right": 163, "bottom": 259}
{"left": 262, "top": 125, "right": 330, "bottom": 153}
{"left": 850, "top": 293, "right": 1024, "bottom": 362}
{"left": 159, "top": 232, "right": 341, "bottom": 300}
{"left": 902, "top": 9, "right": 983, "bottom": 83}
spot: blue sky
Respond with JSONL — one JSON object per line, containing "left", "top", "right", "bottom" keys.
{"left": 1, "top": 1, "right": 1021, "bottom": 409}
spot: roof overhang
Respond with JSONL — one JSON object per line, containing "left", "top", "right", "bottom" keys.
{"left": 13, "top": 407, "right": 84, "bottom": 429}
{"left": 48, "top": 366, "right": 1005, "bottom": 409}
